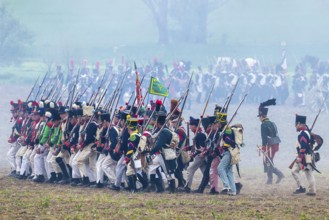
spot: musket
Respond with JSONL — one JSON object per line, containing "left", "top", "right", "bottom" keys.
{"left": 223, "top": 76, "right": 240, "bottom": 112}
{"left": 69, "top": 68, "right": 80, "bottom": 107}
{"left": 76, "top": 82, "right": 92, "bottom": 102}
{"left": 80, "top": 85, "right": 109, "bottom": 134}
{"left": 104, "top": 70, "right": 127, "bottom": 110}
{"left": 142, "top": 80, "right": 172, "bottom": 131}
{"left": 175, "top": 72, "right": 194, "bottom": 130}
{"left": 289, "top": 94, "right": 328, "bottom": 172}
{"left": 90, "top": 70, "right": 107, "bottom": 105}
{"left": 26, "top": 74, "right": 41, "bottom": 102}
{"left": 310, "top": 93, "right": 328, "bottom": 131}
{"left": 191, "top": 81, "right": 215, "bottom": 153}
{"left": 34, "top": 71, "right": 49, "bottom": 100}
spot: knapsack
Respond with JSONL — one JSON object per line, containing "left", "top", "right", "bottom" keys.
{"left": 165, "top": 128, "right": 180, "bottom": 149}
{"left": 311, "top": 132, "right": 323, "bottom": 163}
{"left": 311, "top": 133, "right": 323, "bottom": 151}
{"left": 231, "top": 124, "right": 244, "bottom": 147}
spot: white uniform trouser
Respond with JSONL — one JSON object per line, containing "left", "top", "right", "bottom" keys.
{"left": 96, "top": 154, "right": 106, "bottom": 183}
{"left": 102, "top": 155, "right": 117, "bottom": 184}
{"left": 292, "top": 162, "right": 316, "bottom": 193}
{"left": 7, "top": 142, "right": 21, "bottom": 171}
{"left": 15, "top": 145, "right": 28, "bottom": 173}
{"left": 20, "top": 147, "right": 33, "bottom": 176}
{"left": 186, "top": 155, "right": 206, "bottom": 188}
{"left": 70, "top": 151, "right": 82, "bottom": 179}
{"left": 76, "top": 144, "right": 97, "bottom": 182}
{"left": 34, "top": 145, "right": 48, "bottom": 176}
{"left": 115, "top": 155, "right": 127, "bottom": 187}
{"left": 46, "top": 148, "right": 62, "bottom": 174}
{"left": 149, "top": 154, "right": 162, "bottom": 177}
{"left": 29, "top": 148, "right": 36, "bottom": 176}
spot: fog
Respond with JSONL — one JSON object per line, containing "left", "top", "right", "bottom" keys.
{"left": 2, "top": 0, "right": 329, "bottom": 63}
{"left": 1, "top": 0, "right": 329, "bottom": 180}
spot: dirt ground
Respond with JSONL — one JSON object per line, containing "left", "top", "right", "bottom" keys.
{"left": 1, "top": 84, "right": 329, "bottom": 219}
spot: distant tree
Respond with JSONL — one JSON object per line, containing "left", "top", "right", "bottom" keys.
{"left": 170, "top": 0, "right": 227, "bottom": 44}
{"left": 142, "top": 0, "right": 169, "bottom": 44}
{"left": 142, "top": 0, "right": 227, "bottom": 44}
{"left": 0, "top": 5, "right": 33, "bottom": 64}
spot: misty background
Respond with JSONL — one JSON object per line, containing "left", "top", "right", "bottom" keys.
{"left": 1, "top": 0, "right": 329, "bottom": 65}
{"left": 1, "top": 0, "right": 329, "bottom": 180}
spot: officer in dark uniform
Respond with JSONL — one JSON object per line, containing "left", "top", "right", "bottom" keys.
{"left": 258, "top": 99, "right": 284, "bottom": 184}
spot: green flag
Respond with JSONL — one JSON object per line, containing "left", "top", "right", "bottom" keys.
{"left": 149, "top": 77, "right": 169, "bottom": 97}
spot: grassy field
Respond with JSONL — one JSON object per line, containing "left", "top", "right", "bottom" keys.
{"left": 1, "top": 172, "right": 329, "bottom": 220}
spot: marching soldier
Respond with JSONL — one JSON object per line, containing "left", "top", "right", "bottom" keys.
{"left": 258, "top": 99, "right": 284, "bottom": 184}
{"left": 102, "top": 113, "right": 120, "bottom": 187}
{"left": 54, "top": 106, "right": 72, "bottom": 184}
{"left": 76, "top": 105, "right": 98, "bottom": 186}
{"left": 149, "top": 111, "right": 177, "bottom": 193}
{"left": 7, "top": 101, "right": 23, "bottom": 176}
{"left": 291, "top": 115, "right": 316, "bottom": 196}
{"left": 184, "top": 116, "right": 207, "bottom": 193}
{"left": 123, "top": 116, "right": 141, "bottom": 192}
{"left": 69, "top": 108, "right": 84, "bottom": 186}
{"left": 217, "top": 112, "right": 237, "bottom": 196}
{"left": 109, "top": 110, "right": 131, "bottom": 191}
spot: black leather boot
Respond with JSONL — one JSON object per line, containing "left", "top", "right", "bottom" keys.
{"left": 145, "top": 174, "right": 156, "bottom": 192}
{"left": 33, "top": 175, "right": 45, "bottom": 183}
{"left": 155, "top": 177, "right": 164, "bottom": 193}
{"left": 168, "top": 179, "right": 176, "bottom": 194}
{"left": 46, "top": 172, "right": 57, "bottom": 183}
{"left": 127, "top": 175, "right": 137, "bottom": 192}
{"left": 56, "top": 157, "right": 70, "bottom": 183}
{"left": 266, "top": 166, "right": 273, "bottom": 184}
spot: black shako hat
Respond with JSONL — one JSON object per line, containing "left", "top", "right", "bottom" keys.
{"left": 189, "top": 116, "right": 199, "bottom": 126}
{"left": 295, "top": 114, "right": 306, "bottom": 126}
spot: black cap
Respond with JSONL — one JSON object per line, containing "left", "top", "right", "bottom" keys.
{"left": 189, "top": 116, "right": 199, "bottom": 126}
{"left": 74, "top": 109, "right": 83, "bottom": 117}
{"left": 295, "top": 114, "right": 306, "bottom": 125}
{"left": 157, "top": 111, "right": 167, "bottom": 125}
{"left": 58, "top": 106, "right": 68, "bottom": 114}
{"left": 208, "top": 116, "right": 216, "bottom": 124}
{"left": 100, "top": 113, "right": 111, "bottom": 122}
{"left": 257, "top": 107, "right": 268, "bottom": 117}
{"left": 201, "top": 117, "right": 210, "bottom": 130}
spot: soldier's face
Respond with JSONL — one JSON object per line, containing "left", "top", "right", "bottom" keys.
{"left": 189, "top": 124, "right": 196, "bottom": 132}
{"left": 60, "top": 113, "right": 67, "bottom": 120}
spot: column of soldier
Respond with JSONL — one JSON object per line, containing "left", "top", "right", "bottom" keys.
{"left": 6, "top": 65, "right": 321, "bottom": 197}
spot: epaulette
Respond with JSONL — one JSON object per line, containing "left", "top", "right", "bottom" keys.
{"left": 47, "top": 121, "right": 53, "bottom": 128}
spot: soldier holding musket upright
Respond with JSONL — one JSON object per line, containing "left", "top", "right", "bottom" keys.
{"left": 291, "top": 115, "right": 316, "bottom": 196}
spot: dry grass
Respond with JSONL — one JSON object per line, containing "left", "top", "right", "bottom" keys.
{"left": 1, "top": 171, "right": 329, "bottom": 220}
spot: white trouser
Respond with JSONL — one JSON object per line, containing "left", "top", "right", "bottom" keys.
{"left": 148, "top": 154, "right": 166, "bottom": 179}
{"left": 20, "top": 147, "right": 33, "bottom": 176}
{"left": 102, "top": 155, "right": 117, "bottom": 184}
{"left": 76, "top": 144, "right": 97, "bottom": 182}
{"left": 46, "top": 148, "right": 62, "bottom": 174}
{"left": 70, "top": 151, "right": 82, "bottom": 179}
{"left": 29, "top": 148, "right": 36, "bottom": 176}
{"left": 15, "top": 145, "right": 27, "bottom": 172}
{"left": 34, "top": 145, "right": 48, "bottom": 176}
{"left": 7, "top": 142, "right": 21, "bottom": 171}
{"left": 96, "top": 154, "right": 106, "bottom": 183}
{"left": 292, "top": 162, "right": 316, "bottom": 193}
{"left": 186, "top": 155, "right": 206, "bottom": 188}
